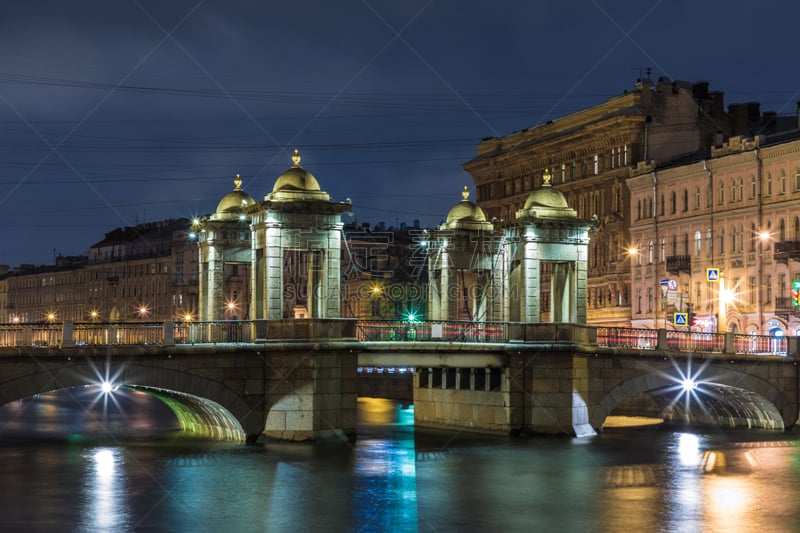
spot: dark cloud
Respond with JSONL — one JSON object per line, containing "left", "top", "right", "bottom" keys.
{"left": 2, "top": 0, "right": 800, "bottom": 265}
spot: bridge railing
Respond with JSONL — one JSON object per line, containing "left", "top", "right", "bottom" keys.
{"left": 356, "top": 320, "right": 506, "bottom": 343}
{"left": 664, "top": 331, "right": 724, "bottom": 353}
{"left": 73, "top": 322, "right": 164, "bottom": 345}
{"left": 174, "top": 320, "right": 251, "bottom": 344}
{"left": 596, "top": 327, "right": 659, "bottom": 349}
{"left": 733, "top": 333, "right": 787, "bottom": 355}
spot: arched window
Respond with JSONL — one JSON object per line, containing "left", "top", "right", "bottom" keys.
{"left": 660, "top": 238, "right": 666, "bottom": 263}
{"left": 659, "top": 194, "right": 664, "bottom": 216}
{"left": 780, "top": 170, "right": 786, "bottom": 194}
{"left": 718, "top": 182, "right": 724, "bottom": 204}
{"left": 695, "top": 230, "right": 702, "bottom": 257}
{"left": 751, "top": 175, "right": 757, "bottom": 198}
{"left": 750, "top": 223, "right": 757, "bottom": 252}
{"left": 794, "top": 217, "right": 800, "bottom": 240}
{"left": 636, "top": 241, "right": 642, "bottom": 266}
{"left": 637, "top": 200, "right": 641, "bottom": 220}
{"left": 706, "top": 229, "right": 712, "bottom": 257}
{"left": 766, "top": 173, "right": 773, "bottom": 196}
{"left": 738, "top": 177, "right": 744, "bottom": 201}
{"left": 719, "top": 228, "right": 725, "bottom": 255}
{"left": 730, "top": 179, "right": 736, "bottom": 202}
{"left": 730, "top": 225, "right": 736, "bottom": 253}
{"left": 683, "top": 233, "right": 689, "bottom": 256}
{"left": 648, "top": 240, "right": 654, "bottom": 264}
{"left": 695, "top": 186, "right": 701, "bottom": 209}
{"left": 682, "top": 189, "right": 688, "bottom": 211}
{"left": 670, "top": 191, "right": 676, "bottom": 214}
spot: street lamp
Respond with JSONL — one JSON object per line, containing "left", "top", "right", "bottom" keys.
{"left": 718, "top": 280, "right": 734, "bottom": 333}
{"left": 757, "top": 230, "right": 770, "bottom": 333}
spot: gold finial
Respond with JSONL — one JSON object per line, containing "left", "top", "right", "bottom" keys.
{"left": 292, "top": 149, "right": 301, "bottom": 167}
{"left": 542, "top": 169, "right": 552, "bottom": 187}
{"left": 234, "top": 173, "right": 242, "bottom": 191}
{"left": 461, "top": 186, "right": 469, "bottom": 201}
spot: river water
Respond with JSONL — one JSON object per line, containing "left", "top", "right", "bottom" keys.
{"left": 0, "top": 388, "right": 799, "bottom": 532}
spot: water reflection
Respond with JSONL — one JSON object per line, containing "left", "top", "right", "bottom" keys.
{"left": 0, "top": 393, "right": 798, "bottom": 531}
{"left": 354, "top": 398, "right": 418, "bottom": 532}
{"left": 80, "top": 447, "right": 130, "bottom": 532}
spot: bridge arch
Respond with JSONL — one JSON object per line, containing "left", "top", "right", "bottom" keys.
{"left": 590, "top": 366, "right": 793, "bottom": 432}
{"left": 0, "top": 362, "right": 263, "bottom": 442}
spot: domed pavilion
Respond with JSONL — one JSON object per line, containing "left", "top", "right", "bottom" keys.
{"left": 502, "top": 170, "right": 592, "bottom": 324}
{"left": 428, "top": 186, "right": 501, "bottom": 324}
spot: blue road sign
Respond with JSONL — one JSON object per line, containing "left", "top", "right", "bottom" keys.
{"left": 706, "top": 268, "right": 719, "bottom": 282}
{"left": 674, "top": 312, "right": 688, "bottom": 326}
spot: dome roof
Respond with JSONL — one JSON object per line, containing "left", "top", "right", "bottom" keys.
{"left": 271, "top": 149, "right": 322, "bottom": 193}
{"left": 523, "top": 186, "right": 569, "bottom": 210}
{"left": 520, "top": 170, "right": 574, "bottom": 218}
{"left": 212, "top": 175, "right": 255, "bottom": 221}
{"left": 442, "top": 186, "right": 493, "bottom": 230}
{"left": 446, "top": 186, "right": 488, "bottom": 223}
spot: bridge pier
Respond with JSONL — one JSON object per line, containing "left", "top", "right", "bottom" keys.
{"left": 262, "top": 347, "right": 358, "bottom": 442}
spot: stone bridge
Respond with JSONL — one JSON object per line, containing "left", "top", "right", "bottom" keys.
{"left": 0, "top": 320, "right": 797, "bottom": 442}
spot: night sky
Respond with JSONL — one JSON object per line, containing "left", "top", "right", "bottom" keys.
{"left": 2, "top": 0, "right": 800, "bottom": 267}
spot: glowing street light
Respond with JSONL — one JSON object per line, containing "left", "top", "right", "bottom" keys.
{"left": 89, "top": 310, "right": 100, "bottom": 321}
{"left": 183, "top": 313, "right": 194, "bottom": 323}
{"left": 45, "top": 311, "right": 57, "bottom": 323}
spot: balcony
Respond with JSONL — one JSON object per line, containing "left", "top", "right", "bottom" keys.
{"left": 774, "top": 241, "right": 800, "bottom": 264}
{"left": 666, "top": 255, "right": 691, "bottom": 274}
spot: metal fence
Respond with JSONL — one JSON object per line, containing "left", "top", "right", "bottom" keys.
{"left": 73, "top": 322, "right": 163, "bottom": 346}
{"left": 356, "top": 320, "right": 506, "bottom": 343}
{"left": 0, "top": 320, "right": 792, "bottom": 357}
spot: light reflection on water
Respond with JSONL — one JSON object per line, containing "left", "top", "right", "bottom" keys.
{"left": 0, "top": 392, "right": 798, "bottom": 531}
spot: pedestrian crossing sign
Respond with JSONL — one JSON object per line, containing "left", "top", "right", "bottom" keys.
{"left": 706, "top": 268, "right": 719, "bottom": 282}
{"left": 674, "top": 312, "right": 688, "bottom": 326}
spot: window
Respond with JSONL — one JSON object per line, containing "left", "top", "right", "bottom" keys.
{"left": 706, "top": 229, "right": 712, "bottom": 257}
{"left": 766, "top": 173, "right": 772, "bottom": 196}
{"left": 718, "top": 182, "right": 724, "bottom": 204}
{"left": 780, "top": 218, "right": 786, "bottom": 241}
{"left": 695, "top": 186, "right": 701, "bottom": 209}
{"left": 751, "top": 176, "right": 757, "bottom": 198}
{"left": 682, "top": 189, "right": 688, "bottom": 212}
{"left": 749, "top": 277, "right": 756, "bottom": 305}
{"left": 780, "top": 170, "right": 786, "bottom": 194}
{"left": 561, "top": 163, "right": 566, "bottom": 183}
{"left": 670, "top": 191, "right": 676, "bottom": 214}
{"left": 593, "top": 154, "right": 599, "bottom": 175}
{"left": 648, "top": 240, "right": 653, "bottom": 264}
{"left": 719, "top": 228, "right": 725, "bottom": 255}
{"left": 695, "top": 231, "right": 702, "bottom": 257}
{"left": 571, "top": 162, "right": 577, "bottom": 181}
{"left": 766, "top": 275, "right": 772, "bottom": 303}
{"left": 738, "top": 178, "right": 743, "bottom": 201}
{"left": 730, "top": 179, "right": 736, "bottom": 202}
{"left": 647, "top": 287, "right": 653, "bottom": 312}
{"left": 660, "top": 238, "right": 666, "bottom": 263}
{"left": 795, "top": 168, "right": 800, "bottom": 191}
{"left": 750, "top": 223, "right": 757, "bottom": 252}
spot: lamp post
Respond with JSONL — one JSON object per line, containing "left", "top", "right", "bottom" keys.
{"left": 757, "top": 230, "right": 770, "bottom": 334}
{"left": 718, "top": 278, "right": 733, "bottom": 333}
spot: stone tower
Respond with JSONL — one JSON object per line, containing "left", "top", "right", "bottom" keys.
{"left": 249, "top": 150, "right": 351, "bottom": 320}
{"left": 196, "top": 174, "right": 255, "bottom": 321}
{"left": 503, "top": 171, "right": 592, "bottom": 323}
{"left": 428, "top": 186, "right": 502, "bottom": 322}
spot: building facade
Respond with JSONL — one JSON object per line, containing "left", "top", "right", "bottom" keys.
{"left": 628, "top": 133, "right": 800, "bottom": 336}
{"left": 3, "top": 220, "right": 197, "bottom": 323}
{"left": 463, "top": 78, "right": 747, "bottom": 326}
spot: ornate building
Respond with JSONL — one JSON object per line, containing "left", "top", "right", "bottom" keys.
{"left": 3, "top": 220, "right": 197, "bottom": 323}
{"left": 628, "top": 133, "right": 800, "bottom": 336}
{"left": 463, "top": 78, "right": 738, "bottom": 326}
